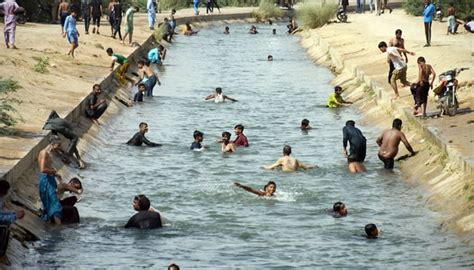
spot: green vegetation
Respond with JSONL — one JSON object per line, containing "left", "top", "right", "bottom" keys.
{"left": 0, "top": 79, "right": 22, "bottom": 134}
{"left": 33, "top": 56, "right": 50, "bottom": 74}
{"left": 252, "top": 0, "right": 285, "bottom": 21}
{"left": 153, "top": 23, "right": 169, "bottom": 42}
{"left": 403, "top": 0, "right": 473, "bottom": 19}
{"left": 122, "top": 0, "right": 260, "bottom": 12}
{"left": 296, "top": 2, "right": 337, "bottom": 29}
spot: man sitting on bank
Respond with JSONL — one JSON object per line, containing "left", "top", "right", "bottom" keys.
{"left": 127, "top": 122, "right": 162, "bottom": 147}
{"left": 85, "top": 84, "right": 108, "bottom": 124}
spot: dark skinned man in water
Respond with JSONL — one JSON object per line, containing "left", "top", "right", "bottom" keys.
{"left": 376, "top": 118, "right": 416, "bottom": 169}
{"left": 127, "top": 122, "right": 162, "bottom": 147}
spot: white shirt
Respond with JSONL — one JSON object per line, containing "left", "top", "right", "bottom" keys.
{"left": 387, "top": 47, "right": 406, "bottom": 70}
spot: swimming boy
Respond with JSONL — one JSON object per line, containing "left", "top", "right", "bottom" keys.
{"left": 38, "top": 135, "right": 63, "bottom": 225}
{"left": 233, "top": 124, "right": 249, "bottom": 147}
{"left": 264, "top": 145, "right": 316, "bottom": 172}
{"left": 127, "top": 122, "right": 162, "bottom": 147}
{"left": 234, "top": 181, "right": 276, "bottom": 197}
{"left": 125, "top": 195, "right": 162, "bottom": 229}
{"left": 221, "top": 131, "right": 236, "bottom": 153}
{"left": 332, "top": 202, "right": 348, "bottom": 217}
{"left": 223, "top": 26, "right": 230, "bottom": 34}
{"left": 134, "top": 83, "right": 146, "bottom": 102}
{"left": 327, "top": 86, "right": 352, "bottom": 108}
{"left": 205, "top": 87, "right": 237, "bottom": 103}
{"left": 300, "top": 119, "right": 312, "bottom": 130}
{"left": 343, "top": 120, "right": 367, "bottom": 173}
{"left": 85, "top": 84, "right": 108, "bottom": 124}
{"left": 376, "top": 118, "right": 416, "bottom": 169}
{"left": 190, "top": 130, "right": 204, "bottom": 150}
{"left": 106, "top": 47, "right": 129, "bottom": 84}
{"left": 365, "top": 223, "right": 380, "bottom": 239}
{"left": 268, "top": 55, "right": 273, "bottom": 61}
{"left": 63, "top": 10, "right": 79, "bottom": 58}
{"left": 249, "top": 25, "right": 258, "bottom": 34}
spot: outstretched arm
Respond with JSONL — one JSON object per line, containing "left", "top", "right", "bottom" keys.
{"left": 397, "top": 48, "right": 415, "bottom": 56}
{"left": 234, "top": 182, "right": 264, "bottom": 196}
{"left": 224, "top": 95, "right": 238, "bottom": 102}
{"left": 264, "top": 159, "right": 282, "bottom": 170}
{"left": 205, "top": 94, "right": 215, "bottom": 100}
{"left": 400, "top": 132, "right": 415, "bottom": 155}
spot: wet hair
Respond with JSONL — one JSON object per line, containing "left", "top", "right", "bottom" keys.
{"left": 392, "top": 118, "right": 402, "bottom": 129}
{"left": 283, "top": 145, "right": 292, "bottom": 155}
{"left": 168, "top": 264, "right": 180, "bottom": 270}
{"left": 136, "top": 195, "right": 151, "bottom": 211}
{"left": 93, "top": 84, "right": 101, "bottom": 90}
{"left": 345, "top": 120, "right": 355, "bottom": 127}
{"left": 234, "top": 124, "right": 244, "bottom": 131}
{"left": 193, "top": 130, "right": 204, "bottom": 139}
{"left": 139, "top": 122, "right": 148, "bottom": 129}
{"left": 334, "top": 86, "right": 343, "bottom": 92}
{"left": 137, "top": 60, "right": 145, "bottom": 66}
{"left": 365, "top": 223, "right": 378, "bottom": 238}
{"left": 264, "top": 181, "right": 276, "bottom": 191}
{"left": 49, "top": 135, "right": 62, "bottom": 145}
{"left": 378, "top": 41, "right": 388, "bottom": 49}
{"left": 417, "top": 56, "right": 426, "bottom": 63}
{"left": 222, "top": 131, "right": 231, "bottom": 139}
{"left": 215, "top": 87, "right": 222, "bottom": 94}
{"left": 333, "top": 201, "right": 345, "bottom": 212}
{"left": 268, "top": 55, "right": 273, "bottom": 60}
{"left": 301, "top": 119, "right": 310, "bottom": 126}
{"left": 106, "top": 48, "right": 113, "bottom": 54}
{"left": 225, "top": 26, "right": 229, "bottom": 30}
{"left": 69, "top": 177, "right": 82, "bottom": 189}
{"left": 0, "top": 180, "right": 10, "bottom": 195}
{"left": 395, "top": 29, "right": 402, "bottom": 35}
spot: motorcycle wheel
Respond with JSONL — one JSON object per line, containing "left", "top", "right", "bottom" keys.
{"left": 446, "top": 95, "right": 457, "bottom": 116}
{"left": 16, "top": 15, "right": 27, "bottom": 25}
{"left": 337, "top": 13, "right": 347, "bottom": 23}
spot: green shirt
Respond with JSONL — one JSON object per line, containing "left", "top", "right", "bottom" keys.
{"left": 327, "top": 93, "right": 345, "bottom": 108}
{"left": 112, "top": 53, "right": 128, "bottom": 65}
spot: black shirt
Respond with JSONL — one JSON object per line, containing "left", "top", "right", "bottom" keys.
{"left": 190, "top": 141, "right": 202, "bottom": 150}
{"left": 91, "top": 0, "right": 102, "bottom": 16}
{"left": 127, "top": 132, "right": 161, "bottom": 147}
{"left": 43, "top": 118, "right": 76, "bottom": 140}
{"left": 342, "top": 126, "right": 367, "bottom": 160}
{"left": 134, "top": 91, "right": 143, "bottom": 102}
{"left": 86, "top": 94, "right": 98, "bottom": 115}
{"left": 124, "top": 211, "right": 162, "bottom": 229}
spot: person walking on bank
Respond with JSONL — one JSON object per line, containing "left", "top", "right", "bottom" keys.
{"left": 147, "top": 0, "right": 157, "bottom": 30}
{"left": 91, "top": 0, "right": 103, "bottom": 34}
{"left": 0, "top": 0, "right": 20, "bottom": 49}
{"left": 423, "top": 0, "right": 435, "bottom": 47}
{"left": 81, "top": 0, "right": 91, "bottom": 34}
{"left": 122, "top": 6, "right": 138, "bottom": 45}
{"left": 112, "top": 0, "right": 123, "bottom": 40}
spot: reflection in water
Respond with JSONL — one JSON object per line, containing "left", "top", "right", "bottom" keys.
{"left": 29, "top": 24, "right": 473, "bottom": 268}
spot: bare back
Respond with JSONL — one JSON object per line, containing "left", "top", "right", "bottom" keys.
{"left": 279, "top": 156, "right": 300, "bottom": 172}
{"left": 59, "top": 2, "right": 69, "bottom": 13}
{"left": 38, "top": 148, "right": 54, "bottom": 174}
{"left": 378, "top": 129, "right": 403, "bottom": 158}
{"left": 143, "top": 65, "right": 155, "bottom": 77}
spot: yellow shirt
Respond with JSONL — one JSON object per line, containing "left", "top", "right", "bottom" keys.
{"left": 183, "top": 25, "right": 190, "bottom": 34}
{"left": 327, "top": 93, "right": 344, "bottom": 108}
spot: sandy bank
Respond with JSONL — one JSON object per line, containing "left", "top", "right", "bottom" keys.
{"left": 299, "top": 9, "right": 473, "bottom": 236}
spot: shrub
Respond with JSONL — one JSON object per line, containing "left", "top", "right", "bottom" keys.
{"left": 0, "top": 79, "right": 22, "bottom": 132}
{"left": 296, "top": 2, "right": 337, "bottom": 29}
{"left": 33, "top": 56, "right": 49, "bottom": 74}
{"left": 252, "top": 0, "right": 285, "bottom": 21}
{"left": 153, "top": 23, "right": 169, "bottom": 42}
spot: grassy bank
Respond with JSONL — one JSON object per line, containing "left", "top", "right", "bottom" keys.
{"left": 296, "top": 2, "right": 337, "bottom": 29}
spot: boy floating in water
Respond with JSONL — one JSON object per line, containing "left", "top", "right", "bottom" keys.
{"left": 205, "top": 87, "right": 237, "bottom": 103}
{"left": 127, "top": 122, "right": 162, "bottom": 147}
{"left": 376, "top": 118, "right": 416, "bottom": 169}
{"left": 267, "top": 55, "right": 273, "bottom": 61}
{"left": 223, "top": 26, "right": 230, "bottom": 34}
{"left": 332, "top": 202, "right": 348, "bottom": 217}
{"left": 106, "top": 47, "right": 129, "bottom": 84}
{"left": 365, "top": 223, "right": 380, "bottom": 239}
{"left": 63, "top": 10, "right": 79, "bottom": 58}
{"left": 343, "top": 120, "right": 367, "bottom": 173}
{"left": 327, "top": 86, "right": 352, "bottom": 108}
{"left": 234, "top": 181, "right": 276, "bottom": 197}
{"left": 249, "top": 25, "right": 258, "bottom": 34}
{"left": 190, "top": 130, "right": 204, "bottom": 150}
{"left": 265, "top": 145, "right": 316, "bottom": 172}
{"left": 221, "top": 131, "right": 236, "bottom": 153}
{"left": 300, "top": 119, "right": 312, "bottom": 130}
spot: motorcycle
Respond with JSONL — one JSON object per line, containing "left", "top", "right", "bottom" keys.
{"left": 433, "top": 67, "right": 468, "bottom": 116}
{"left": 434, "top": 7, "right": 443, "bottom": 22}
{"left": 336, "top": 6, "right": 348, "bottom": 23}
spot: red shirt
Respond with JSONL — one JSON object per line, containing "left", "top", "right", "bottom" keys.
{"left": 233, "top": 133, "right": 249, "bottom": 147}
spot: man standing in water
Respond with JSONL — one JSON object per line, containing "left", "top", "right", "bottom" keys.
{"left": 127, "top": 122, "right": 162, "bottom": 147}
{"left": 343, "top": 120, "right": 367, "bottom": 173}
{"left": 0, "top": 0, "right": 20, "bottom": 49}
{"left": 221, "top": 131, "right": 236, "bottom": 153}
{"left": 265, "top": 145, "right": 316, "bottom": 172}
{"left": 135, "top": 60, "right": 160, "bottom": 97}
{"left": 376, "top": 118, "right": 416, "bottom": 169}
{"left": 38, "top": 135, "right": 64, "bottom": 225}
{"left": 85, "top": 84, "right": 108, "bottom": 124}
{"left": 233, "top": 124, "right": 249, "bottom": 147}
{"left": 125, "top": 195, "right": 162, "bottom": 229}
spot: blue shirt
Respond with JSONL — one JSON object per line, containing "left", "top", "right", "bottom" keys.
{"left": 423, "top": 3, "right": 435, "bottom": 23}
{"left": 0, "top": 198, "right": 17, "bottom": 224}
{"left": 64, "top": 15, "right": 78, "bottom": 34}
{"left": 190, "top": 141, "right": 202, "bottom": 150}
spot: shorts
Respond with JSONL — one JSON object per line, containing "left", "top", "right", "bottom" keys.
{"left": 67, "top": 32, "right": 78, "bottom": 45}
{"left": 348, "top": 156, "right": 365, "bottom": 163}
{"left": 390, "top": 66, "right": 408, "bottom": 85}
{"left": 125, "top": 23, "right": 133, "bottom": 33}
{"left": 378, "top": 154, "right": 394, "bottom": 169}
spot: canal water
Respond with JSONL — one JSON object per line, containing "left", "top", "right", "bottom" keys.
{"left": 29, "top": 24, "right": 473, "bottom": 268}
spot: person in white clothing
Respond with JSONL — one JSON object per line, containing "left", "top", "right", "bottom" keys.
{"left": 205, "top": 87, "right": 237, "bottom": 103}
{"left": 378, "top": 41, "right": 415, "bottom": 98}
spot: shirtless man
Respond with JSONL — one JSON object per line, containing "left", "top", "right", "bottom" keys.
{"left": 205, "top": 87, "right": 237, "bottom": 103}
{"left": 376, "top": 118, "right": 416, "bottom": 169}
{"left": 264, "top": 145, "right": 315, "bottom": 172}
{"left": 414, "top": 57, "right": 435, "bottom": 117}
{"left": 234, "top": 181, "right": 276, "bottom": 197}
{"left": 57, "top": 177, "right": 83, "bottom": 207}
{"left": 221, "top": 131, "right": 236, "bottom": 153}
{"left": 388, "top": 29, "right": 408, "bottom": 83}
{"left": 58, "top": 0, "right": 69, "bottom": 35}
{"left": 38, "top": 135, "right": 63, "bottom": 225}
{"left": 135, "top": 60, "right": 161, "bottom": 97}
